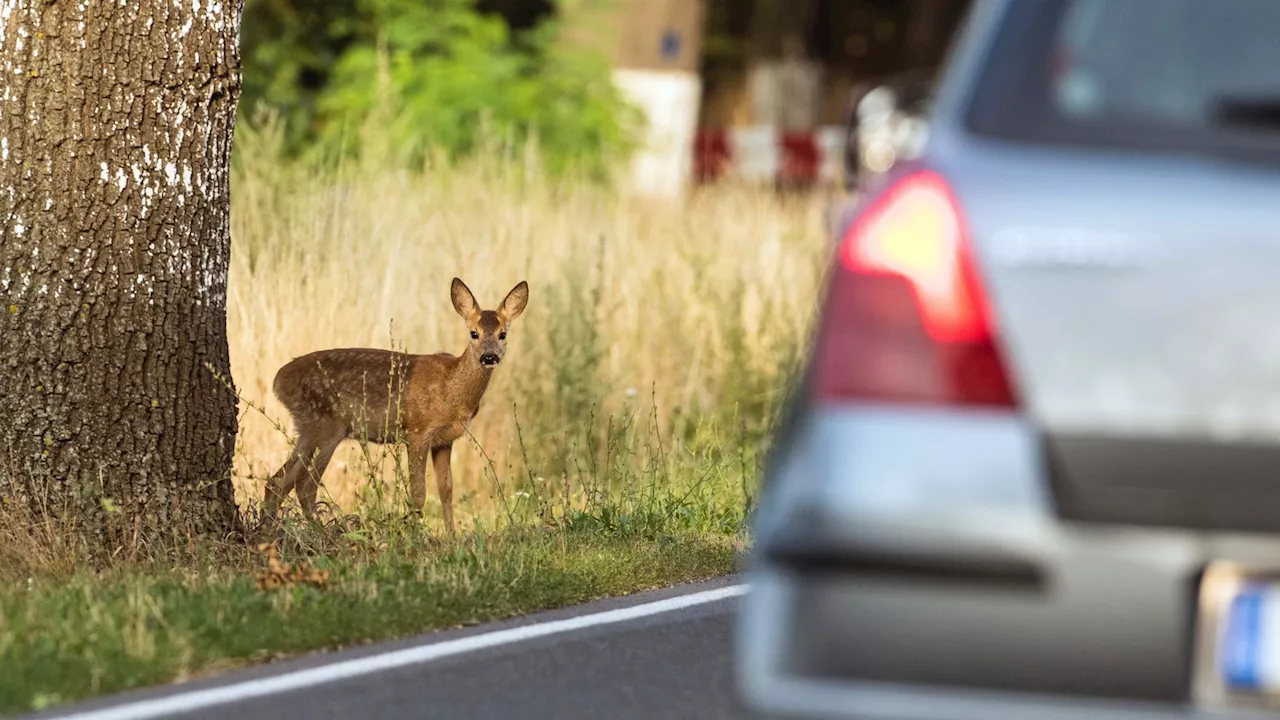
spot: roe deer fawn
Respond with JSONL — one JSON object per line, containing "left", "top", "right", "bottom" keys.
{"left": 262, "top": 278, "right": 529, "bottom": 533}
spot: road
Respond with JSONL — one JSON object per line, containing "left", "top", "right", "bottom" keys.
{"left": 28, "top": 576, "right": 750, "bottom": 720}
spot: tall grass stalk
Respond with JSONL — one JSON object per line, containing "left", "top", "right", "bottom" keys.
{"left": 228, "top": 121, "right": 830, "bottom": 532}
{"left": 0, "top": 122, "right": 832, "bottom": 712}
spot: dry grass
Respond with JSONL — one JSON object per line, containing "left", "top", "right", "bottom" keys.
{"left": 227, "top": 123, "right": 834, "bottom": 529}
{"left": 0, "top": 107, "right": 839, "bottom": 714}
{"left": 1, "top": 125, "right": 835, "bottom": 713}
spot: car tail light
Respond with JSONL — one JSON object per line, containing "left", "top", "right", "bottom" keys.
{"left": 810, "top": 170, "right": 1019, "bottom": 407}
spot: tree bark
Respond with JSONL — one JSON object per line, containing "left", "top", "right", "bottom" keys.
{"left": 0, "top": 0, "right": 244, "bottom": 547}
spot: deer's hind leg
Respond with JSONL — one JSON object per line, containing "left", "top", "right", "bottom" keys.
{"left": 293, "top": 420, "right": 348, "bottom": 518}
{"left": 264, "top": 447, "right": 309, "bottom": 522}
{"left": 263, "top": 420, "right": 346, "bottom": 521}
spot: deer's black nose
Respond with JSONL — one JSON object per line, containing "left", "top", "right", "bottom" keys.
{"left": 480, "top": 353, "right": 500, "bottom": 367}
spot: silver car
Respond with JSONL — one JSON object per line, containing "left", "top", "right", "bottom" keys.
{"left": 737, "top": 1, "right": 1280, "bottom": 718}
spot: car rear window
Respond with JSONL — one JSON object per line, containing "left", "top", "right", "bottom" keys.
{"left": 966, "top": 0, "right": 1280, "bottom": 161}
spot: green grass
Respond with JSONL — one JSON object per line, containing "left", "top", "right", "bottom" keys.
{"left": 0, "top": 381, "right": 761, "bottom": 716}
{"left": 0, "top": 130, "right": 825, "bottom": 716}
{"left": 0, "top": 522, "right": 742, "bottom": 715}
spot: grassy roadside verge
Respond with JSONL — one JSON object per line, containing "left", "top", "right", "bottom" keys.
{"left": 0, "top": 525, "right": 742, "bottom": 715}
{"left": 0, "top": 136, "right": 824, "bottom": 716}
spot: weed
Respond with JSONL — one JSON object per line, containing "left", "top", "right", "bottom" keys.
{"left": 0, "top": 135, "right": 829, "bottom": 714}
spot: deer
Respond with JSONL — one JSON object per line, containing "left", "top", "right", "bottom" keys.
{"left": 260, "top": 278, "right": 529, "bottom": 534}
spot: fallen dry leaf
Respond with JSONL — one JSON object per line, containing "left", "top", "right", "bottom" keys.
{"left": 254, "top": 542, "right": 330, "bottom": 592}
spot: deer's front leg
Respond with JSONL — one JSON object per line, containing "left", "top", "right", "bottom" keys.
{"left": 407, "top": 436, "right": 430, "bottom": 512}
{"left": 432, "top": 443, "right": 455, "bottom": 535}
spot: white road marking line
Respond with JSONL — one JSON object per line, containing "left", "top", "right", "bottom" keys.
{"left": 48, "top": 583, "right": 749, "bottom": 720}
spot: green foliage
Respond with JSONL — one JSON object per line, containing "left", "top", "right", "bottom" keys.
{"left": 240, "top": 0, "right": 642, "bottom": 176}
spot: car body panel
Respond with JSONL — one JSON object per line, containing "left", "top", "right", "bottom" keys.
{"left": 743, "top": 406, "right": 1194, "bottom": 706}
{"left": 931, "top": 137, "right": 1280, "bottom": 531}
{"left": 737, "top": 0, "right": 1280, "bottom": 717}
{"left": 739, "top": 569, "right": 1280, "bottom": 720}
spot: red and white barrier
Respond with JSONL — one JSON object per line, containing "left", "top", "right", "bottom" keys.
{"left": 613, "top": 69, "right": 703, "bottom": 199}
{"left": 610, "top": 66, "right": 851, "bottom": 196}
{"left": 694, "top": 125, "right": 849, "bottom": 186}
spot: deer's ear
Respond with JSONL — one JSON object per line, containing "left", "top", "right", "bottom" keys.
{"left": 451, "top": 278, "right": 479, "bottom": 319}
{"left": 499, "top": 281, "right": 529, "bottom": 322}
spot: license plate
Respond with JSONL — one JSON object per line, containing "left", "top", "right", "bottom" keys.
{"left": 1193, "top": 562, "right": 1280, "bottom": 709}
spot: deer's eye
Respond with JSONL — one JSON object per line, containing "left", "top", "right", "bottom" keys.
{"left": 470, "top": 330, "right": 480, "bottom": 340}
{"left": 499, "top": 331, "right": 507, "bottom": 340}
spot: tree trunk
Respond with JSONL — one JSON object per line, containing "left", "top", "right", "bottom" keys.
{"left": 0, "top": 0, "right": 244, "bottom": 548}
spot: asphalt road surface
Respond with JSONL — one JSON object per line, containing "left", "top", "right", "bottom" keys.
{"left": 28, "top": 576, "right": 750, "bottom": 720}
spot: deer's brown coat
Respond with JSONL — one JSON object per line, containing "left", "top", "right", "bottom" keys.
{"left": 262, "top": 278, "right": 529, "bottom": 532}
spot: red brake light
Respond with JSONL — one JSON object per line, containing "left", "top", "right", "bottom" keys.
{"left": 811, "top": 170, "right": 1019, "bottom": 408}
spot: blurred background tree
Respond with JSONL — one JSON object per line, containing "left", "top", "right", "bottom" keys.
{"left": 239, "top": 0, "right": 642, "bottom": 176}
